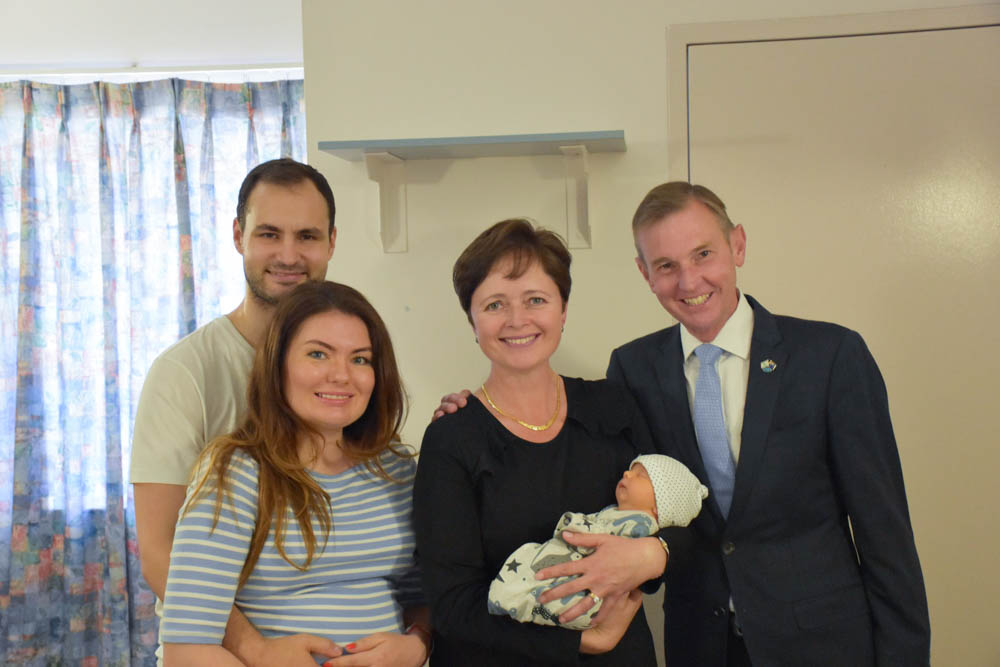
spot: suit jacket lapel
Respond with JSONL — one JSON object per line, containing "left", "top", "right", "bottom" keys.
{"left": 728, "top": 295, "right": 785, "bottom": 526}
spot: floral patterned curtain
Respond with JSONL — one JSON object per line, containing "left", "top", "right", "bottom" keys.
{"left": 0, "top": 78, "right": 306, "bottom": 665}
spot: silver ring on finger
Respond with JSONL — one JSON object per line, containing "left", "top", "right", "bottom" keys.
{"left": 588, "top": 591, "right": 602, "bottom": 605}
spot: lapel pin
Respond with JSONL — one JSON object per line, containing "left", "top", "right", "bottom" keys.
{"left": 760, "top": 359, "right": 777, "bottom": 374}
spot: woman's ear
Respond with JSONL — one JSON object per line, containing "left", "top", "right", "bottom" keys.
{"left": 469, "top": 316, "right": 480, "bottom": 344}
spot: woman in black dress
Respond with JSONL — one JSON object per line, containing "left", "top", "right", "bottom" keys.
{"left": 413, "top": 219, "right": 667, "bottom": 666}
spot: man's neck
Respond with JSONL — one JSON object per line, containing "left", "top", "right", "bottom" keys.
{"left": 681, "top": 290, "right": 748, "bottom": 350}
{"left": 226, "top": 293, "right": 275, "bottom": 350}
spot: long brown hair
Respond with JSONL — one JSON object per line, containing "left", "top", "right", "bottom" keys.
{"left": 185, "top": 281, "right": 408, "bottom": 587}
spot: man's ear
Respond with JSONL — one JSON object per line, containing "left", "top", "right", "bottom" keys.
{"left": 729, "top": 224, "right": 747, "bottom": 268}
{"left": 326, "top": 226, "right": 337, "bottom": 260}
{"left": 233, "top": 218, "right": 245, "bottom": 255}
{"left": 635, "top": 255, "right": 651, "bottom": 285}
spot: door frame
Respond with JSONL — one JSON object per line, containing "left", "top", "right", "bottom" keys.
{"left": 665, "top": 5, "right": 1000, "bottom": 181}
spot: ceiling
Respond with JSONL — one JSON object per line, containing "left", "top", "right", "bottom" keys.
{"left": 0, "top": 0, "right": 304, "bottom": 76}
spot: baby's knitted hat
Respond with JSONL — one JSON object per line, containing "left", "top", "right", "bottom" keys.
{"left": 630, "top": 454, "right": 709, "bottom": 529}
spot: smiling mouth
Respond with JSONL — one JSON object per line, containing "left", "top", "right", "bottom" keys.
{"left": 267, "top": 269, "right": 307, "bottom": 281}
{"left": 502, "top": 334, "right": 539, "bottom": 346}
{"left": 682, "top": 293, "right": 712, "bottom": 306}
{"left": 317, "top": 392, "right": 351, "bottom": 400}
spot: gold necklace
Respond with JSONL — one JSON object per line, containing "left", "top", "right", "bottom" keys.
{"left": 481, "top": 371, "right": 561, "bottom": 431}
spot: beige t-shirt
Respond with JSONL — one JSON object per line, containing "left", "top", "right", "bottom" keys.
{"left": 129, "top": 315, "right": 255, "bottom": 665}
{"left": 130, "top": 315, "right": 255, "bottom": 485}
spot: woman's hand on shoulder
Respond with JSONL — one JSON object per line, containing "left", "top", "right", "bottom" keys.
{"left": 579, "top": 589, "right": 643, "bottom": 655}
{"left": 432, "top": 389, "right": 471, "bottom": 420}
{"left": 321, "top": 631, "right": 428, "bottom": 667}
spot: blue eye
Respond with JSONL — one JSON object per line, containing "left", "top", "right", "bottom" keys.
{"left": 352, "top": 356, "right": 372, "bottom": 365}
{"left": 307, "top": 350, "right": 326, "bottom": 359}
{"left": 485, "top": 301, "right": 502, "bottom": 311}
{"left": 528, "top": 296, "right": 546, "bottom": 305}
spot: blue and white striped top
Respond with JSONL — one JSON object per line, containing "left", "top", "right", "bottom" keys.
{"left": 160, "top": 448, "right": 423, "bottom": 648}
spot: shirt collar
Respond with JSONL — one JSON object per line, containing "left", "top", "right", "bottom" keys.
{"left": 680, "top": 291, "right": 754, "bottom": 362}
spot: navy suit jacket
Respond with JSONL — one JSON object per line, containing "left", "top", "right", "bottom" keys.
{"left": 608, "top": 295, "right": 930, "bottom": 667}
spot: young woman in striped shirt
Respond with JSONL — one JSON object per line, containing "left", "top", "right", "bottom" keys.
{"left": 161, "top": 281, "right": 430, "bottom": 667}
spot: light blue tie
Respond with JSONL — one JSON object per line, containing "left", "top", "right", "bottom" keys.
{"left": 693, "top": 344, "right": 736, "bottom": 517}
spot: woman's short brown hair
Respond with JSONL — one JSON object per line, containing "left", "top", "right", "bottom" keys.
{"left": 452, "top": 218, "right": 571, "bottom": 322}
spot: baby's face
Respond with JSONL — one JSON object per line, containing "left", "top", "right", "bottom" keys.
{"left": 615, "top": 463, "right": 657, "bottom": 517}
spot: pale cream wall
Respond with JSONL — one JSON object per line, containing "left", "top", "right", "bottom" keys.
{"left": 305, "top": 0, "right": 679, "bottom": 445}
{"left": 302, "top": 0, "right": 986, "bottom": 446}
{"left": 303, "top": 1, "right": 996, "bottom": 665}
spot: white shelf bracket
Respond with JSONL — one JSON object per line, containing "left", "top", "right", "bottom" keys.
{"left": 559, "top": 144, "right": 591, "bottom": 248}
{"left": 321, "top": 133, "right": 626, "bottom": 250}
{"left": 364, "top": 152, "right": 407, "bottom": 253}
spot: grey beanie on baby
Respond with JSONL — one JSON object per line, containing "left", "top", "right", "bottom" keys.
{"left": 630, "top": 454, "right": 709, "bottom": 529}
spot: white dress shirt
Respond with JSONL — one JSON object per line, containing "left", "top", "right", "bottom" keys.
{"left": 679, "top": 291, "right": 754, "bottom": 463}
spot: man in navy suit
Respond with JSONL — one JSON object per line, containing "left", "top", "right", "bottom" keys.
{"left": 603, "top": 182, "right": 930, "bottom": 666}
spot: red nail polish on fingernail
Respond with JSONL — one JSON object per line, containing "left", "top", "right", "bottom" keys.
{"left": 345, "top": 643, "right": 356, "bottom": 651}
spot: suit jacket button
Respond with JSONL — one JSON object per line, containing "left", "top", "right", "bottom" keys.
{"left": 713, "top": 606, "right": 726, "bottom": 617}
{"left": 722, "top": 542, "right": 736, "bottom": 555}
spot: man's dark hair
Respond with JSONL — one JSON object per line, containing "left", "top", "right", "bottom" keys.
{"left": 236, "top": 158, "right": 336, "bottom": 234}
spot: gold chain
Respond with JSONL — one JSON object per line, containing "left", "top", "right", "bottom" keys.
{"left": 481, "top": 371, "right": 561, "bottom": 431}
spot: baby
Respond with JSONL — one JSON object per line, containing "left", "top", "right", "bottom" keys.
{"left": 487, "top": 454, "right": 708, "bottom": 629}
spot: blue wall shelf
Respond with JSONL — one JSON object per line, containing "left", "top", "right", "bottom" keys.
{"left": 318, "top": 130, "right": 626, "bottom": 161}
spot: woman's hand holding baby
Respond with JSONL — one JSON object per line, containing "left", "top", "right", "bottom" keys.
{"left": 536, "top": 532, "right": 667, "bottom": 625}
{"left": 579, "top": 589, "right": 644, "bottom": 654}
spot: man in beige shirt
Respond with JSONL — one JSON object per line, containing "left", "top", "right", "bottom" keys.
{"left": 130, "top": 158, "right": 338, "bottom": 667}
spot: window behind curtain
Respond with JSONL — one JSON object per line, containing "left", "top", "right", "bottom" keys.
{"left": 0, "top": 76, "right": 306, "bottom": 665}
